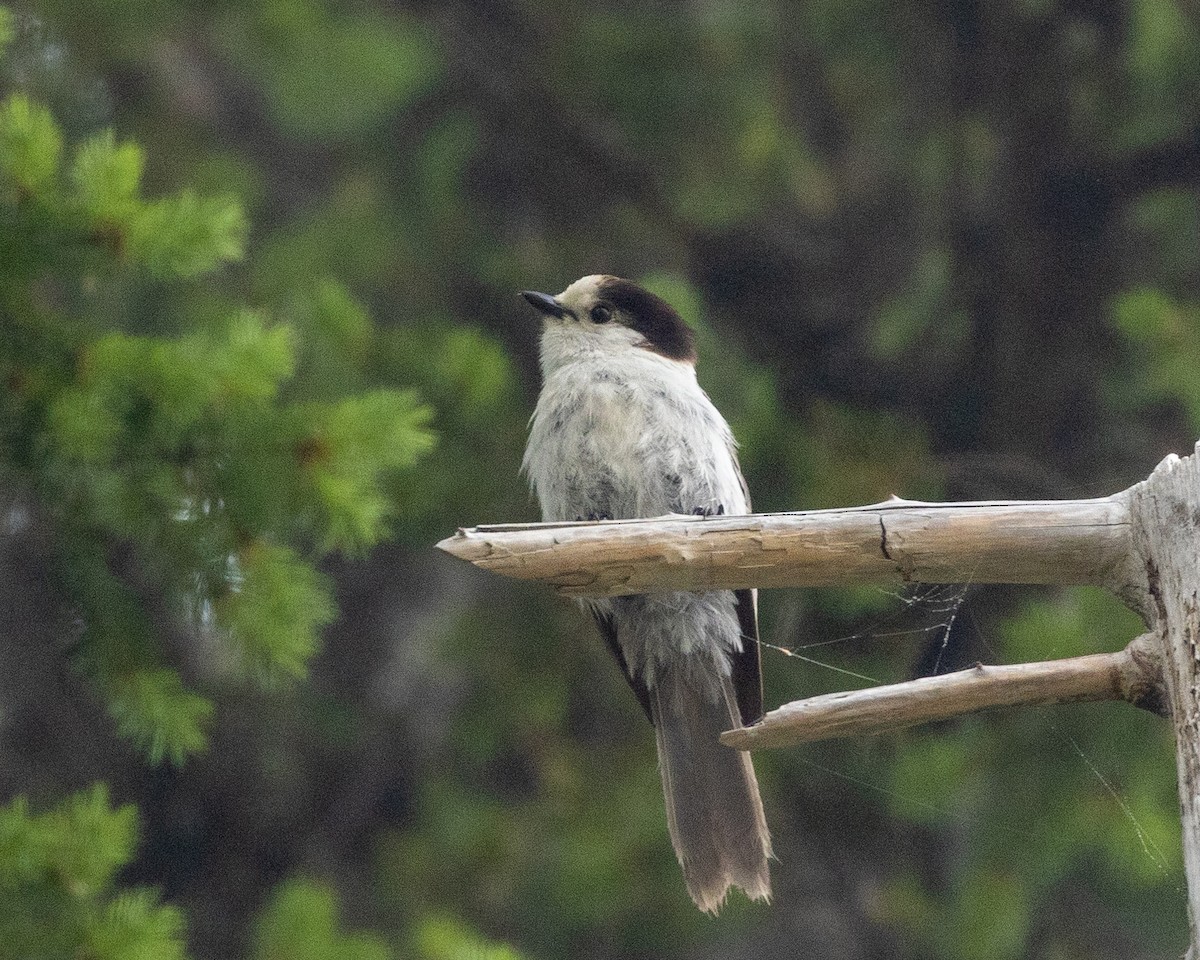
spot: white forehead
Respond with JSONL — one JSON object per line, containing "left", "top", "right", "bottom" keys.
{"left": 556, "top": 274, "right": 607, "bottom": 308}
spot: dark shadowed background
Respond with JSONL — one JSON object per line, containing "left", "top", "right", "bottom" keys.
{"left": 1, "top": 1, "right": 1198, "bottom": 957}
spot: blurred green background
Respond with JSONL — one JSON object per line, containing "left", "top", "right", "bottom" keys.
{"left": 0, "top": 0, "right": 1197, "bottom": 957}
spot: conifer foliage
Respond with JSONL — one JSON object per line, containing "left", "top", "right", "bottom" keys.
{"left": 0, "top": 47, "right": 432, "bottom": 764}
{"left": 0, "top": 7, "right": 433, "bottom": 954}
{"left": 0, "top": 785, "right": 185, "bottom": 960}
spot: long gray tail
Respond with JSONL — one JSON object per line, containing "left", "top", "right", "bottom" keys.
{"left": 652, "top": 667, "right": 772, "bottom": 913}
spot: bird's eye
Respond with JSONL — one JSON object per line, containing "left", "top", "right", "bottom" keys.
{"left": 590, "top": 304, "right": 612, "bottom": 324}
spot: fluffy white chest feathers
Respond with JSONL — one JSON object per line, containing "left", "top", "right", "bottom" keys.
{"left": 523, "top": 325, "right": 746, "bottom": 524}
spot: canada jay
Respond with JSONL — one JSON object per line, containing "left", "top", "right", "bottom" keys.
{"left": 521, "top": 274, "right": 771, "bottom": 912}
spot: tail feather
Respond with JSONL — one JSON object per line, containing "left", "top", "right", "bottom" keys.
{"left": 652, "top": 669, "right": 772, "bottom": 913}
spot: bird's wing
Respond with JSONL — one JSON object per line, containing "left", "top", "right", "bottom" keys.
{"left": 731, "top": 588, "right": 763, "bottom": 725}
{"left": 591, "top": 608, "right": 653, "bottom": 723}
{"left": 727, "top": 448, "right": 763, "bottom": 726}
{"left": 731, "top": 447, "right": 753, "bottom": 513}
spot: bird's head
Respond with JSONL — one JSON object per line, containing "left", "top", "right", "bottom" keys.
{"left": 522, "top": 275, "right": 697, "bottom": 366}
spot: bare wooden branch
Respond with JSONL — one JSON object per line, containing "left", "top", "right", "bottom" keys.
{"left": 436, "top": 496, "right": 1138, "bottom": 598}
{"left": 438, "top": 448, "right": 1200, "bottom": 954}
{"left": 721, "top": 633, "right": 1165, "bottom": 751}
{"left": 1128, "top": 448, "right": 1200, "bottom": 950}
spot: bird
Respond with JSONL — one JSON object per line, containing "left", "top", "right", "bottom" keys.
{"left": 520, "top": 274, "right": 771, "bottom": 913}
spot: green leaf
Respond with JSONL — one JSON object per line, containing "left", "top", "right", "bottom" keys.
{"left": 127, "top": 189, "right": 246, "bottom": 277}
{"left": 88, "top": 891, "right": 187, "bottom": 960}
{"left": 0, "top": 93, "right": 62, "bottom": 191}
{"left": 71, "top": 130, "right": 144, "bottom": 224}
{"left": 46, "top": 383, "right": 124, "bottom": 465}
{"left": 195, "top": 310, "right": 297, "bottom": 405}
{"left": 104, "top": 670, "right": 213, "bottom": 765}
{"left": 253, "top": 878, "right": 391, "bottom": 960}
{"left": 427, "top": 328, "right": 510, "bottom": 413}
{"left": 50, "top": 785, "right": 139, "bottom": 894}
{"left": 217, "top": 543, "right": 334, "bottom": 681}
{"left": 303, "top": 389, "right": 435, "bottom": 550}
{"left": 0, "top": 787, "right": 188, "bottom": 960}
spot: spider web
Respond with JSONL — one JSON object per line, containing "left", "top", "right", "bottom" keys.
{"left": 755, "top": 582, "right": 1183, "bottom": 894}
{"left": 758, "top": 581, "right": 970, "bottom": 684}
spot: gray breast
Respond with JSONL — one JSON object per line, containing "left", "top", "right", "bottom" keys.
{"left": 528, "top": 363, "right": 729, "bottom": 522}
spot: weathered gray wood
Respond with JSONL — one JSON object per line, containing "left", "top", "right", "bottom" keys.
{"left": 437, "top": 497, "right": 1137, "bottom": 598}
{"left": 721, "top": 634, "right": 1165, "bottom": 750}
{"left": 438, "top": 451, "right": 1200, "bottom": 954}
{"left": 1128, "top": 448, "right": 1200, "bottom": 952}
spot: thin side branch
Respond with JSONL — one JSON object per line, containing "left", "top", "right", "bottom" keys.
{"left": 721, "top": 633, "right": 1166, "bottom": 751}
{"left": 437, "top": 496, "right": 1138, "bottom": 598}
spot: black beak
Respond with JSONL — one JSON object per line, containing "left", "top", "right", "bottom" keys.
{"left": 522, "top": 290, "right": 570, "bottom": 320}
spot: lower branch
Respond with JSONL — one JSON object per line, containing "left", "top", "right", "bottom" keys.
{"left": 721, "top": 633, "right": 1165, "bottom": 751}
